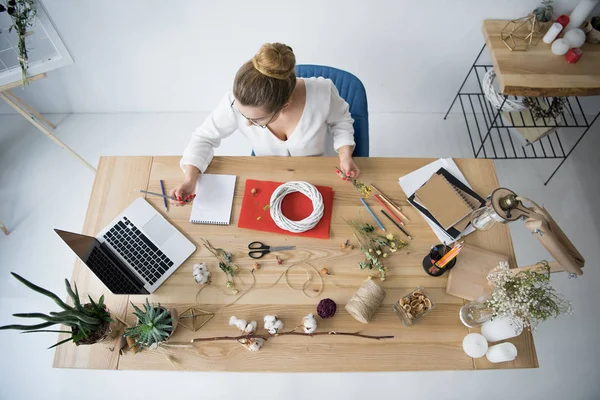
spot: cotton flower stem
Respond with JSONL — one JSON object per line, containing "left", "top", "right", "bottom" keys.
{"left": 190, "top": 331, "right": 394, "bottom": 343}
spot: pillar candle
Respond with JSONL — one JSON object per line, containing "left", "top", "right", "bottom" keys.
{"left": 543, "top": 23, "right": 564, "bottom": 44}
{"left": 486, "top": 342, "right": 518, "bottom": 363}
{"left": 564, "top": 0, "right": 600, "bottom": 32}
{"left": 481, "top": 317, "right": 523, "bottom": 342}
{"left": 551, "top": 39, "right": 570, "bottom": 55}
{"left": 564, "top": 28, "right": 587, "bottom": 48}
{"left": 566, "top": 48, "right": 583, "bottom": 63}
{"left": 462, "top": 333, "right": 488, "bottom": 358}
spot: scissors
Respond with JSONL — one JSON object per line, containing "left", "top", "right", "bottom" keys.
{"left": 248, "top": 241, "right": 296, "bottom": 259}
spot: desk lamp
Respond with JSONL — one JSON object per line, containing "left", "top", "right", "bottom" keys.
{"left": 471, "top": 188, "right": 585, "bottom": 277}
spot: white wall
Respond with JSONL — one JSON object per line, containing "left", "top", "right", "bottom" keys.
{"left": 1, "top": 0, "right": 593, "bottom": 115}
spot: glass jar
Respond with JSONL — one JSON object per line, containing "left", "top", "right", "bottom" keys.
{"left": 459, "top": 299, "right": 494, "bottom": 328}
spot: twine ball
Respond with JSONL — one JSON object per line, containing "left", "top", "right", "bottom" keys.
{"left": 345, "top": 279, "right": 386, "bottom": 324}
{"left": 317, "top": 298, "right": 337, "bottom": 318}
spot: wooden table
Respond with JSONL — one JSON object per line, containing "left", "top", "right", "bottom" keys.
{"left": 53, "top": 156, "right": 538, "bottom": 371}
{"left": 482, "top": 20, "right": 600, "bottom": 97}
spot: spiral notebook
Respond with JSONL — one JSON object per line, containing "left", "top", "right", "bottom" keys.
{"left": 189, "top": 174, "right": 237, "bottom": 225}
{"left": 415, "top": 170, "right": 480, "bottom": 230}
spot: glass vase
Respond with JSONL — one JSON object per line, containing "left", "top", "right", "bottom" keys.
{"left": 459, "top": 299, "right": 494, "bottom": 328}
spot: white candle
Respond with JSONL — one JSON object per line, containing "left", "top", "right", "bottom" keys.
{"left": 486, "top": 342, "right": 518, "bottom": 363}
{"left": 551, "top": 39, "right": 571, "bottom": 55}
{"left": 481, "top": 317, "right": 523, "bottom": 342}
{"left": 462, "top": 333, "right": 488, "bottom": 358}
{"left": 564, "top": 28, "right": 587, "bottom": 48}
{"left": 565, "top": 0, "right": 600, "bottom": 32}
{"left": 543, "top": 22, "right": 564, "bottom": 44}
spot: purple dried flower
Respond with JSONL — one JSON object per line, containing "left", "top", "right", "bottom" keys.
{"left": 317, "top": 298, "right": 337, "bottom": 319}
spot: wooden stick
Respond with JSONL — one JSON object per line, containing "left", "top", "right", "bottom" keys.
{"left": 370, "top": 184, "right": 411, "bottom": 222}
{"left": 191, "top": 331, "right": 394, "bottom": 343}
{"left": 0, "top": 73, "right": 45, "bottom": 92}
{"left": 0, "top": 221, "right": 8, "bottom": 235}
{"left": 0, "top": 92, "right": 96, "bottom": 172}
{"left": 6, "top": 90, "right": 57, "bottom": 129}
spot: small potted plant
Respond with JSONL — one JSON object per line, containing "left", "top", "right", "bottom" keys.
{"left": 0, "top": 272, "right": 117, "bottom": 348}
{"left": 123, "top": 299, "right": 178, "bottom": 351}
{"left": 584, "top": 16, "right": 600, "bottom": 44}
{"left": 532, "top": 0, "right": 554, "bottom": 33}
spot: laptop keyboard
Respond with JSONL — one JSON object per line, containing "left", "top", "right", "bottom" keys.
{"left": 103, "top": 216, "right": 174, "bottom": 286}
{"left": 87, "top": 247, "right": 143, "bottom": 294}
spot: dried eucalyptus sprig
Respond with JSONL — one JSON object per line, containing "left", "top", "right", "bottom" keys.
{"left": 485, "top": 260, "right": 572, "bottom": 330}
{"left": 346, "top": 219, "right": 408, "bottom": 280}
{"left": 201, "top": 239, "right": 240, "bottom": 294}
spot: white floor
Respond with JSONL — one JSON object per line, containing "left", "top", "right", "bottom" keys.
{"left": 0, "top": 112, "right": 599, "bottom": 399}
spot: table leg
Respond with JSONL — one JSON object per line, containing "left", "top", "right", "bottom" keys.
{"left": 0, "top": 221, "right": 8, "bottom": 235}
{"left": 5, "top": 90, "right": 57, "bottom": 129}
{"left": 0, "top": 91, "right": 96, "bottom": 173}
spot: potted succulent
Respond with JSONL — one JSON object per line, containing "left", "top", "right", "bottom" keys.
{"left": 584, "top": 16, "right": 600, "bottom": 44}
{"left": 532, "top": 0, "right": 554, "bottom": 33}
{"left": 0, "top": 272, "right": 117, "bottom": 348}
{"left": 123, "top": 299, "right": 178, "bottom": 351}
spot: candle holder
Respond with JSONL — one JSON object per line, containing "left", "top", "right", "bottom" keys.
{"left": 501, "top": 15, "right": 545, "bottom": 51}
{"left": 422, "top": 244, "right": 458, "bottom": 277}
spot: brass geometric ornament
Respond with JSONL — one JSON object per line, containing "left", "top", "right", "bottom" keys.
{"left": 501, "top": 14, "right": 545, "bottom": 51}
{"left": 178, "top": 307, "right": 215, "bottom": 332}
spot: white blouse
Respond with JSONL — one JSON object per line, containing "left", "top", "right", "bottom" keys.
{"left": 180, "top": 77, "right": 355, "bottom": 173}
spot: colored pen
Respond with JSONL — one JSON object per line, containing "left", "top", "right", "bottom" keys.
{"left": 370, "top": 184, "right": 410, "bottom": 222}
{"left": 159, "top": 180, "right": 168, "bottom": 211}
{"left": 374, "top": 194, "right": 404, "bottom": 226}
{"left": 435, "top": 242, "right": 464, "bottom": 268}
{"left": 360, "top": 198, "right": 386, "bottom": 232}
{"left": 380, "top": 209, "right": 412, "bottom": 240}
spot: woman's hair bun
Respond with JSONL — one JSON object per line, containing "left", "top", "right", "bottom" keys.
{"left": 251, "top": 43, "right": 296, "bottom": 80}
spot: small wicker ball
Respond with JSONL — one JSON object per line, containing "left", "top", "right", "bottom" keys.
{"left": 317, "top": 298, "right": 337, "bottom": 319}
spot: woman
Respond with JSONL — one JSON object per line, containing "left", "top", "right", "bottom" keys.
{"left": 172, "top": 42, "right": 360, "bottom": 205}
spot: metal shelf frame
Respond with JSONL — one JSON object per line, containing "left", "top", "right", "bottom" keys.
{"left": 444, "top": 45, "right": 600, "bottom": 185}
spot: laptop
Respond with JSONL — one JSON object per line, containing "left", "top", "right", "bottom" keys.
{"left": 56, "top": 197, "right": 196, "bottom": 294}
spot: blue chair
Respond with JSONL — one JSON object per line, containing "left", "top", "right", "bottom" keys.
{"left": 251, "top": 65, "right": 369, "bottom": 157}
{"left": 295, "top": 64, "right": 369, "bottom": 157}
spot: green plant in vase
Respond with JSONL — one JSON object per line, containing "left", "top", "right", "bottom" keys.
{"left": 0, "top": 272, "right": 113, "bottom": 348}
{"left": 123, "top": 299, "right": 174, "bottom": 349}
{"left": 0, "top": 0, "right": 37, "bottom": 84}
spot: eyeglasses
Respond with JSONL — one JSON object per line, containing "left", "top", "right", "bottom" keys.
{"left": 230, "top": 99, "right": 281, "bottom": 129}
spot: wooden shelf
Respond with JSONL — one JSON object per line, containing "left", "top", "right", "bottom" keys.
{"left": 482, "top": 19, "right": 600, "bottom": 97}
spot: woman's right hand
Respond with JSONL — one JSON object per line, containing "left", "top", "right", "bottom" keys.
{"left": 171, "top": 179, "right": 197, "bottom": 206}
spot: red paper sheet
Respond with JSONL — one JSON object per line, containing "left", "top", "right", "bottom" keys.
{"left": 238, "top": 179, "right": 334, "bottom": 239}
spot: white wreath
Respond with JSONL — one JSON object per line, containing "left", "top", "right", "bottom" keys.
{"left": 270, "top": 181, "right": 324, "bottom": 233}
{"left": 483, "top": 69, "right": 526, "bottom": 112}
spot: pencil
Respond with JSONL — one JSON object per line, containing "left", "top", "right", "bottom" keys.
{"left": 380, "top": 209, "right": 412, "bottom": 240}
{"left": 370, "top": 184, "right": 411, "bottom": 222}
{"left": 360, "top": 198, "right": 386, "bottom": 232}
{"left": 436, "top": 242, "right": 464, "bottom": 268}
{"left": 374, "top": 195, "right": 404, "bottom": 226}
{"left": 159, "top": 180, "right": 168, "bottom": 211}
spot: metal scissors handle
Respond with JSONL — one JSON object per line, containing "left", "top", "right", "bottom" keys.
{"left": 248, "top": 241, "right": 296, "bottom": 259}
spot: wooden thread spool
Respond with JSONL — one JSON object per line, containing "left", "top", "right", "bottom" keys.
{"left": 345, "top": 279, "right": 386, "bottom": 324}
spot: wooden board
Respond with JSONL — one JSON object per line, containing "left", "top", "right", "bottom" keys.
{"left": 445, "top": 244, "right": 510, "bottom": 301}
{"left": 54, "top": 156, "right": 537, "bottom": 371}
{"left": 483, "top": 20, "right": 600, "bottom": 97}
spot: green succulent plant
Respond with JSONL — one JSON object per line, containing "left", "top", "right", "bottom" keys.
{"left": 533, "top": 0, "right": 554, "bottom": 23}
{"left": 0, "top": 272, "right": 113, "bottom": 349}
{"left": 123, "top": 299, "right": 173, "bottom": 348}
{"left": 592, "top": 16, "right": 600, "bottom": 30}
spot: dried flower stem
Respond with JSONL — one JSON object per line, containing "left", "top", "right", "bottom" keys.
{"left": 189, "top": 331, "right": 394, "bottom": 343}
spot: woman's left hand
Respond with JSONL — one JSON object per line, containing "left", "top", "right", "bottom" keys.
{"left": 339, "top": 152, "right": 360, "bottom": 179}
